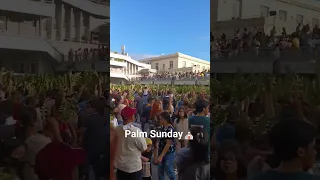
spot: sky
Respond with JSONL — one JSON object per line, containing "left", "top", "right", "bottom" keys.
{"left": 110, "top": 0, "right": 210, "bottom": 61}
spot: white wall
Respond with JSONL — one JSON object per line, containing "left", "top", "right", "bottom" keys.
{"left": 214, "top": 0, "right": 320, "bottom": 35}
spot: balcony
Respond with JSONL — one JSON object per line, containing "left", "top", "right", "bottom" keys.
{"left": 0, "top": 33, "right": 63, "bottom": 62}
{"left": 110, "top": 59, "right": 126, "bottom": 67}
{"left": 110, "top": 68, "right": 128, "bottom": 80}
{"left": 0, "top": 0, "right": 54, "bottom": 17}
{"left": 61, "top": 0, "right": 109, "bottom": 18}
{"left": 211, "top": 47, "right": 320, "bottom": 74}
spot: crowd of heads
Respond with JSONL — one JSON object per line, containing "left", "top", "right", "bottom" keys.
{"left": 0, "top": 85, "right": 110, "bottom": 180}
{"left": 139, "top": 70, "right": 210, "bottom": 81}
{"left": 211, "top": 83, "right": 320, "bottom": 180}
{"left": 110, "top": 86, "right": 210, "bottom": 180}
{"left": 212, "top": 23, "right": 320, "bottom": 60}
{"left": 68, "top": 44, "right": 108, "bottom": 61}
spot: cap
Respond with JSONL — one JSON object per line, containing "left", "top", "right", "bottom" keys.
{"left": 121, "top": 106, "right": 137, "bottom": 120}
{"left": 145, "top": 138, "right": 152, "bottom": 145}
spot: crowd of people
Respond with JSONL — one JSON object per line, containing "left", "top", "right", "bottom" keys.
{"left": 210, "top": 74, "right": 320, "bottom": 180}
{"left": 211, "top": 23, "right": 320, "bottom": 60}
{"left": 67, "top": 45, "right": 108, "bottom": 62}
{"left": 110, "top": 86, "right": 210, "bottom": 180}
{"left": 0, "top": 83, "right": 110, "bottom": 180}
{"left": 139, "top": 70, "right": 210, "bottom": 81}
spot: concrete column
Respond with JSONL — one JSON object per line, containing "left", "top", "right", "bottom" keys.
{"left": 65, "top": 5, "right": 71, "bottom": 41}
{"left": 79, "top": 11, "right": 83, "bottom": 42}
{"left": 75, "top": 10, "right": 82, "bottom": 42}
{"left": 61, "top": 3, "right": 65, "bottom": 41}
{"left": 70, "top": 8, "right": 75, "bottom": 41}
{"left": 39, "top": 16, "right": 42, "bottom": 38}
{"left": 46, "top": 17, "right": 53, "bottom": 40}
{"left": 84, "top": 14, "right": 90, "bottom": 42}
{"left": 55, "top": 2, "right": 61, "bottom": 40}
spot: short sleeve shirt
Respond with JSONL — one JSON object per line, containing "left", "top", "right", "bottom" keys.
{"left": 158, "top": 125, "right": 175, "bottom": 155}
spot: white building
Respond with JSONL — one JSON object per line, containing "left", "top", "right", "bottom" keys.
{"left": 0, "top": 0, "right": 109, "bottom": 74}
{"left": 139, "top": 52, "right": 210, "bottom": 73}
{"left": 110, "top": 51, "right": 156, "bottom": 84}
{"left": 212, "top": 0, "right": 320, "bottom": 38}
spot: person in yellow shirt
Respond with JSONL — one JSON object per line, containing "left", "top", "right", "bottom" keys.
{"left": 292, "top": 37, "right": 300, "bottom": 48}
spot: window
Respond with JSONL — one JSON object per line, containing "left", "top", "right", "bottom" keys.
{"left": 163, "top": 64, "right": 165, "bottom": 70}
{"left": 312, "top": 18, "right": 319, "bottom": 28}
{"left": 19, "top": 63, "right": 24, "bottom": 73}
{"left": 260, "top": 6, "right": 269, "bottom": 17}
{"left": 279, "top": 10, "right": 287, "bottom": 21}
{"left": 30, "top": 63, "right": 36, "bottom": 74}
{"left": 182, "top": 61, "right": 186, "bottom": 68}
{"left": 296, "top": 14, "right": 303, "bottom": 25}
{"left": 169, "top": 61, "right": 173, "bottom": 69}
{"left": 202, "top": 66, "right": 205, "bottom": 70}
{"left": 155, "top": 63, "right": 159, "bottom": 70}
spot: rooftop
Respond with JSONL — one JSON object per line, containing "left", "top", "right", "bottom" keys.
{"left": 139, "top": 52, "right": 210, "bottom": 65}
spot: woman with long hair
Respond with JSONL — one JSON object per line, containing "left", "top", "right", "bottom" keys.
{"left": 154, "top": 112, "right": 176, "bottom": 180}
{"left": 175, "top": 126, "right": 210, "bottom": 180}
{"left": 214, "top": 140, "right": 247, "bottom": 180}
{"left": 150, "top": 101, "right": 162, "bottom": 124}
{"left": 174, "top": 108, "right": 188, "bottom": 148}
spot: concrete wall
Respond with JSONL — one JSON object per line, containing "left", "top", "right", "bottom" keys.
{"left": 212, "top": 0, "right": 320, "bottom": 37}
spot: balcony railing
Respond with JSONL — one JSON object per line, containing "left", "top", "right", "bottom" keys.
{"left": 110, "top": 68, "right": 124, "bottom": 74}
{"left": 89, "top": 0, "right": 109, "bottom": 5}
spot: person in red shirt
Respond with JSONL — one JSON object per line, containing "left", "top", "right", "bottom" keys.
{"left": 35, "top": 141, "right": 86, "bottom": 180}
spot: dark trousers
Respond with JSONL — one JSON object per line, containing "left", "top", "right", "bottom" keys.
{"left": 82, "top": 153, "right": 106, "bottom": 180}
{"left": 117, "top": 169, "right": 142, "bottom": 180}
{"left": 143, "top": 177, "right": 151, "bottom": 180}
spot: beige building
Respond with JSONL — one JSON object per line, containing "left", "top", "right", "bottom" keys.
{"left": 139, "top": 52, "right": 210, "bottom": 72}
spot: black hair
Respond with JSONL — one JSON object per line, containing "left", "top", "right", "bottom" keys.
{"left": 269, "top": 119, "right": 316, "bottom": 162}
{"left": 195, "top": 100, "right": 209, "bottom": 114}
{"left": 189, "top": 127, "right": 209, "bottom": 163}
{"left": 16, "top": 107, "right": 37, "bottom": 140}
{"left": 0, "top": 100, "right": 14, "bottom": 115}
{"left": 89, "top": 98, "right": 105, "bottom": 116}
{"left": 214, "top": 140, "right": 247, "bottom": 180}
{"left": 159, "top": 111, "right": 171, "bottom": 124}
{"left": 147, "top": 97, "right": 154, "bottom": 104}
{"left": 176, "top": 108, "right": 187, "bottom": 124}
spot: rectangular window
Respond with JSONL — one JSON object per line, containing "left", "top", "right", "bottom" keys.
{"left": 169, "top": 61, "right": 173, "bottom": 69}
{"left": 30, "top": 63, "right": 36, "bottom": 74}
{"left": 156, "top": 63, "right": 158, "bottom": 70}
{"left": 182, "top": 61, "right": 186, "bottom": 68}
{"left": 260, "top": 6, "right": 269, "bottom": 17}
{"left": 296, "top": 14, "right": 303, "bottom": 25}
{"left": 163, "top": 64, "right": 165, "bottom": 70}
{"left": 279, "top": 10, "right": 287, "bottom": 21}
{"left": 19, "top": 63, "right": 24, "bottom": 73}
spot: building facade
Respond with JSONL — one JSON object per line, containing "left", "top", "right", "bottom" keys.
{"left": 212, "top": 0, "right": 320, "bottom": 38}
{"left": 110, "top": 51, "right": 156, "bottom": 84}
{"left": 0, "top": 0, "right": 109, "bottom": 74}
{"left": 139, "top": 52, "right": 210, "bottom": 73}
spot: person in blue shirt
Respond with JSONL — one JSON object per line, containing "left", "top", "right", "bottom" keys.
{"left": 188, "top": 100, "right": 210, "bottom": 137}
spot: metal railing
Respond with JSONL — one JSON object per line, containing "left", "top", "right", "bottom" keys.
{"left": 211, "top": 46, "right": 320, "bottom": 61}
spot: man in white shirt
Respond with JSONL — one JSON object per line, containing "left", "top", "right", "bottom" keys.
{"left": 115, "top": 106, "right": 147, "bottom": 180}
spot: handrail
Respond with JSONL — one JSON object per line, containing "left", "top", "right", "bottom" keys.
{"left": 44, "top": 39, "right": 65, "bottom": 62}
